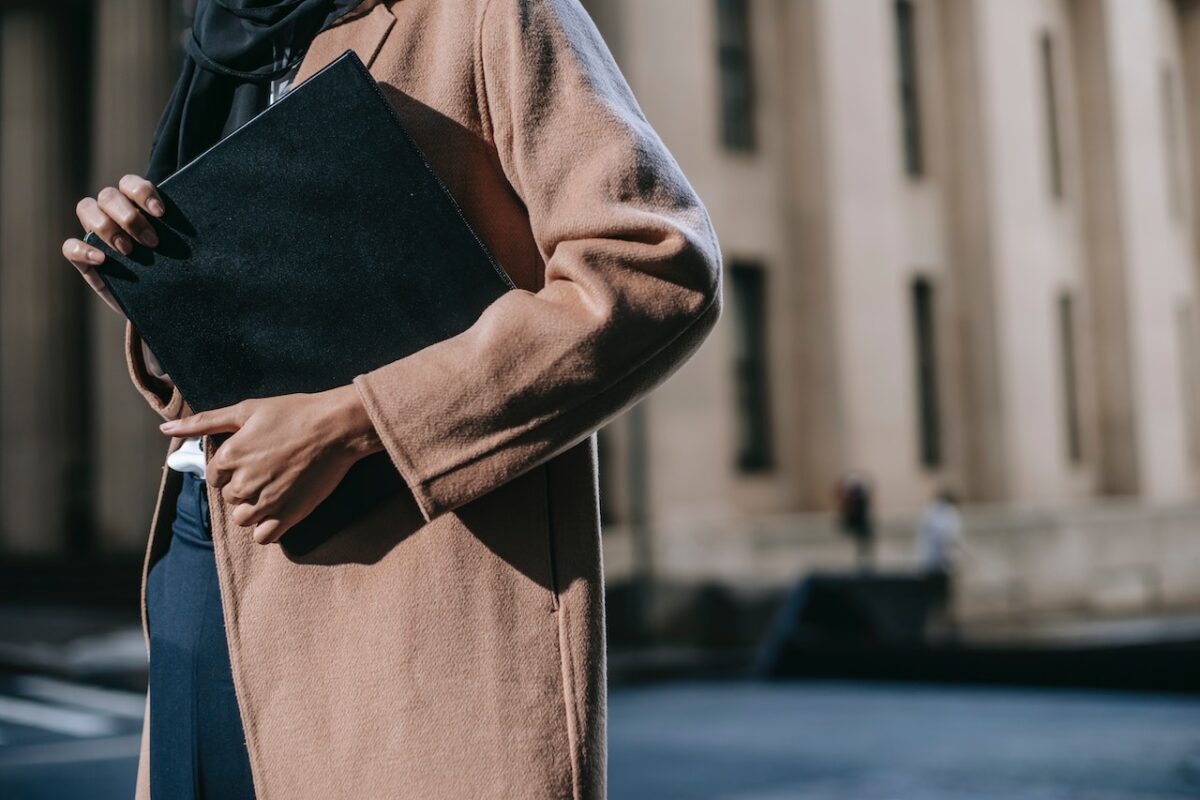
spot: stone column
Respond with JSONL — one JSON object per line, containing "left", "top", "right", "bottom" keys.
{"left": 89, "top": 0, "right": 176, "bottom": 552}
{"left": 935, "top": 0, "right": 1011, "bottom": 503}
{"left": 1182, "top": 2, "right": 1200, "bottom": 285}
{"left": 0, "top": 9, "right": 81, "bottom": 554}
{"left": 778, "top": 0, "right": 843, "bottom": 510}
{"left": 1065, "top": 0, "right": 1140, "bottom": 496}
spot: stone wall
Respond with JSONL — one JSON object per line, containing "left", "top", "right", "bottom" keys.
{"left": 602, "top": 500, "right": 1200, "bottom": 626}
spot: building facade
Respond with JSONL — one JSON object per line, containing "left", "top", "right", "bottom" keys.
{"left": 0, "top": 0, "right": 182, "bottom": 558}
{"left": 584, "top": 0, "right": 1200, "bottom": 618}
{"left": 2, "top": 0, "right": 1200, "bottom": 620}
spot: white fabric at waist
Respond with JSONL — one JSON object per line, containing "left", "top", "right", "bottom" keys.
{"left": 167, "top": 436, "right": 207, "bottom": 477}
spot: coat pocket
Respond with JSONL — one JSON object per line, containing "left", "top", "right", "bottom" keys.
{"left": 539, "top": 462, "right": 562, "bottom": 611}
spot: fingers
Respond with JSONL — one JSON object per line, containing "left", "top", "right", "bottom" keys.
{"left": 206, "top": 455, "right": 290, "bottom": 543}
{"left": 222, "top": 476, "right": 260, "bottom": 508}
{"left": 229, "top": 500, "right": 258, "bottom": 526}
{"left": 253, "top": 518, "right": 286, "bottom": 545}
{"left": 206, "top": 446, "right": 235, "bottom": 490}
{"left": 221, "top": 471, "right": 279, "bottom": 530}
{"left": 74, "top": 175, "right": 163, "bottom": 255}
{"left": 229, "top": 497, "right": 271, "bottom": 528}
{"left": 228, "top": 501, "right": 289, "bottom": 545}
{"left": 95, "top": 185, "right": 159, "bottom": 249}
{"left": 61, "top": 238, "right": 123, "bottom": 315}
{"left": 61, "top": 237, "right": 105, "bottom": 267}
{"left": 75, "top": 196, "right": 131, "bottom": 255}
{"left": 118, "top": 174, "right": 166, "bottom": 218}
{"left": 160, "top": 403, "right": 251, "bottom": 437}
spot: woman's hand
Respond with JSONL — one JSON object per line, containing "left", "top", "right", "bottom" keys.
{"left": 160, "top": 385, "right": 384, "bottom": 544}
{"left": 62, "top": 175, "right": 165, "bottom": 316}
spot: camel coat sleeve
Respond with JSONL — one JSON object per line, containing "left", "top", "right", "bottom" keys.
{"left": 352, "top": 0, "right": 723, "bottom": 523}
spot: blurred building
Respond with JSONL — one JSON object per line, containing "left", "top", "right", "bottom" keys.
{"left": 0, "top": 0, "right": 181, "bottom": 559}
{"left": 2, "top": 0, "right": 1200, "bottom": 622}
{"left": 586, "top": 0, "right": 1200, "bottom": 620}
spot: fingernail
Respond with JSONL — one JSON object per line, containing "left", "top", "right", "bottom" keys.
{"left": 143, "top": 228, "right": 159, "bottom": 248}
{"left": 88, "top": 249, "right": 104, "bottom": 264}
{"left": 114, "top": 235, "right": 131, "bottom": 255}
{"left": 148, "top": 198, "right": 165, "bottom": 216}
{"left": 159, "top": 421, "right": 178, "bottom": 432}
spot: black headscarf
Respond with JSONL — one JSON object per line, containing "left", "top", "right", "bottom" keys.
{"left": 146, "top": 0, "right": 367, "bottom": 183}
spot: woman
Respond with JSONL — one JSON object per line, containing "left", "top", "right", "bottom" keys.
{"left": 62, "top": 1, "right": 722, "bottom": 798}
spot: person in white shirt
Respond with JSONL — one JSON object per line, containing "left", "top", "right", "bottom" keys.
{"left": 915, "top": 489, "right": 965, "bottom": 575}
{"left": 915, "top": 489, "right": 967, "bottom": 637}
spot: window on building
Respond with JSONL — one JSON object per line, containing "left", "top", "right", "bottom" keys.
{"left": 894, "top": 0, "right": 923, "bottom": 178}
{"left": 1177, "top": 304, "right": 1200, "bottom": 464}
{"left": 910, "top": 276, "right": 942, "bottom": 468}
{"left": 1057, "top": 291, "right": 1083, "bottom": 464}
{"left": 730, "top": 261, "right": 773, "bottom": 471}
{"left": 1162, "top": 65, "right": 1185, "bottom": 221}
{"left": 1040, "top": 31, "right": 1065, "bottom": 200}
{"left": 716, "top": 0, "right": 756, "bottom": 152}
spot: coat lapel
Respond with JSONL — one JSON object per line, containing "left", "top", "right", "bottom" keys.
{"left": 293, "top": 1, "right": 397, "bottom": 85}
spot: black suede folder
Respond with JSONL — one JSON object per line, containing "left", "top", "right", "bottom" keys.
{"left": 87, "top": 51, "right": 515, "bottom": 555}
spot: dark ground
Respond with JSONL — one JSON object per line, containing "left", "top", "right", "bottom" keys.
{"left": 607, "top": 681, "right": 1200, "bottom": 799}
{"left": 1, "top": 591, "right": 1198, "bottom": 799}
{"left": 1, "top": 676, "right": 1197, "bottom": 799}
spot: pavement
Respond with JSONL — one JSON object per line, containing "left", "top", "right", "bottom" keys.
{"left": 0, "top": 673, "right": 143, "bottom": 800}
{"left": 608, "top": 681, "right": 1200, "bottom": 800}
{"left": 0, "top": 606, "right": 147, "bottom": 692}
{"left": 0, "top": 676, "right": 1197, "bottom": 799}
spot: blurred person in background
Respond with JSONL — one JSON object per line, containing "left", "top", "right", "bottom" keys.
{"left": 836, "top": 471, "right": 875, "bottom": 571}
{"left": 57, "top": 0, "right": 722, "bottom": 798}
{"left": 915, "top": 488, "right": 967, "bottom": 637}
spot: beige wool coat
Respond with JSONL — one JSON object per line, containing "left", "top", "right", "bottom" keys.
{"left": 125, "top": 1, "right": 722, "bottom": 797}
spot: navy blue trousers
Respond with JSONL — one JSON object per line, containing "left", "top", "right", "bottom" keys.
{"left": 146, "top": 470, "right": 256, "bottom": 799}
